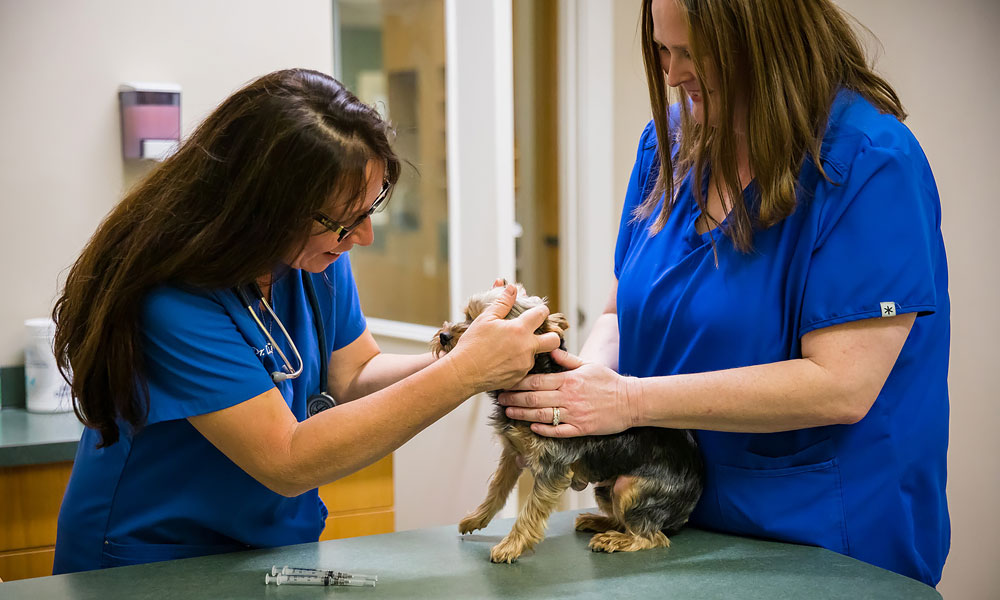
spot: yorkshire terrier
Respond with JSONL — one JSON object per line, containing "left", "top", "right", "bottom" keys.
{"left": 431, "top": 284, "right": 703, "bottom": 563}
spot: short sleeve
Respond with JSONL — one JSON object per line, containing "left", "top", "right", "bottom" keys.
{"left": 141, "top": 287, "right": 276, "bottom": 424}
{"left": 615, "top": 120, "right": 660, "bottom": 278}
{"left": 327, "top": 254, "right": 366, "bottom": 351}
{"left": 799, "top": 143, "right": 940, "bottom": 335}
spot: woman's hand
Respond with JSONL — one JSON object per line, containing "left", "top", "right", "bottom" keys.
{"left": 498, "top": 349, "right": 643, "bottom": 437}
{"left": 445, "top": 284, "right": 562, "bottom": 394}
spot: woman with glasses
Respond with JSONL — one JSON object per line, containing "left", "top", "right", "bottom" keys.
{"left": 499, "top": 0, "right": 949, "bottom": 587}
{"left": 51, "top": 68, "right": 560, "bottom": 573}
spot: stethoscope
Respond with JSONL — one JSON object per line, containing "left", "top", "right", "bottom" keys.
{"left": 233, "top": 276, "right": 337, "bottom": 417}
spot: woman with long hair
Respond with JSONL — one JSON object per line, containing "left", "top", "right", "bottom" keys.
{"left": 52, "top": 68, "right": 560, "bottom": 573}
{"left": 500, "top": 0, "right": 949, "bottom": 586}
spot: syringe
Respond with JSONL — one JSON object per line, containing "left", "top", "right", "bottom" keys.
{"left": 270, "top": 565, "right": 377, "bottom": 582}
{"left": 264, "top": 572, "right": 375, "bottom": 587}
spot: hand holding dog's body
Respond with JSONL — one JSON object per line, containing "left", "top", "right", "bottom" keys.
{"left": 498, "top": 278, "right": 916, "bottom": 436}
{"left": 499, "top": 349, "right": 642, "bottom": 437}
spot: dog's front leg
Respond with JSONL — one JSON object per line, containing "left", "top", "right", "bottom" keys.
{"left": 459, "top": 443, "right": 523, "bottom": 535}
{"left": 490, "top": 465, "right": 572, "bottom": 563}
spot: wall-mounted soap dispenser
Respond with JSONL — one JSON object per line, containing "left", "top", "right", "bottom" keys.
{"left": 118, "top": 82, "right": 181, "bottom": 161}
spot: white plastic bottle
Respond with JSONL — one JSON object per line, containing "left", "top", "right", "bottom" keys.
{"left": 24, "top": 318, "right": 72, "bottom": 413}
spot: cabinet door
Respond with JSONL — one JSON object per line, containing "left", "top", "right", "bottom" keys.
{"left": 317, "top": 455, "right": 394, "bottom": 541}
{"left": 0, "top": 461, "right": 73, "bottom": 581}
{"left": 0, "top": 547, "right": 56, "bottom": 581}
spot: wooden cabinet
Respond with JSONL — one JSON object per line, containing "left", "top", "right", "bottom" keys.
{"left": 318, "top": 455, "right": 394, "bottom": 541}
{"left": 0, "top": 456, "right": 393, "bottom": 581}
{"left": 0, "top": 461, "right": 72, "bottom": 581}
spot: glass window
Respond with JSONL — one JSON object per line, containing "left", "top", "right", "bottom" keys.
{"left": 512, "top": 0, "right": 561, "bottom": 312}
{"left": 335, "top": 0, "right": 449, "bottom": 326}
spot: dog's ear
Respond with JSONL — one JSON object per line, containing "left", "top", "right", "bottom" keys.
{"left": 464, "top": 298, "right": 483, "bottom": 321}
{"left": 548, "top": 312, "right": 570, "bottom": 332}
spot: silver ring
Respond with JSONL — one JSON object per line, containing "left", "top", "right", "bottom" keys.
{"left": 551, "top": 407, "right": 561, "bottom": 427}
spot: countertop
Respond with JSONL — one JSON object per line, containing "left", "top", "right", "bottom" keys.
{"left": 0, "top": 509, "right": 940, "bottom": 599}
{"left": 0, "top": 409, "right": 82, "bottom": 467}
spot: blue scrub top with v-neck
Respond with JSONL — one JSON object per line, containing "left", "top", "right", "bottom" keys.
{"left": 52, "top": 255, "right": 366, "bottom": 574}
{"left": 614, "top": 90, "right": 950, "bottom": 586}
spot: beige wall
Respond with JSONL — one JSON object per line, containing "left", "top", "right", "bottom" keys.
{"left": 0, "top": 0, "right": 334, "bottom": 366}
{"left": 612, "top": 2, "right": 651, "bottom": 224}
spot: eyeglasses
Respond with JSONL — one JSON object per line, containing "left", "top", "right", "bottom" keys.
{"left": 313, "top": 179, "right": 391, "bottom": 242}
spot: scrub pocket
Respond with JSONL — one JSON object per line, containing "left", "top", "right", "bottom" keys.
{"left": 100, "top": 540, "right": 247, "bottom": 568}
{"left": 712, "top": 439, "right": 849, "bottom": 555}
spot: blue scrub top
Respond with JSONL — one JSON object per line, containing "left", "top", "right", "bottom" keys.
{"left": 53, "top": 255, "right": 366, "bottom": 573}
{"left": 614, "top": 90, "right": 950, "bottom": 586}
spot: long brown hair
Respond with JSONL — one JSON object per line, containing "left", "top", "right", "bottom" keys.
{"left": 637, "top": 0, "right": 905, "bottom": 252}
{"left": 53, "top": 69, "right": 400, "bottom": 447}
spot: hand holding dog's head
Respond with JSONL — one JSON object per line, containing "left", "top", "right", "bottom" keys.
{"left": 431, "top": 283, "right": 568, "bottom": 357}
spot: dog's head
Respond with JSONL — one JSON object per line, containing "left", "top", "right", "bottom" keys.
{"left": 431, "top": 284, "right": 569, "bottom": 374}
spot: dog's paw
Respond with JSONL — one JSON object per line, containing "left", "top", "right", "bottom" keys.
{"left": 588, "top": 531, "right": 635, "bottom": 553}
{"left": 574, "top": 512, "right": 616, "bottom": 533}
{"left": 588, "top": 530, "right": 670, "bottom": 553}
{"left": 588, "top": 531, "right": 636, "bottom": 553}
{"left": 458, "top": 514, "right": 491, "bottom": 535}
{"left": 489, "top": 537, "right": 526, "bottom": 563}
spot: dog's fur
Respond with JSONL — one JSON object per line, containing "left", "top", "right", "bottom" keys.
{"left": 431, "top": 284, "right": 703, "bottom": 563}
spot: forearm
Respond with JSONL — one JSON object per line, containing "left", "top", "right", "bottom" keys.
{"left": 282, "top": 354, "right": 475, "bottom": 494}
{"left": 337, "top": 352, "right": 437, "bottom": 402}
{"left": 634, "top": 358, "right": 871, "bottom": 433}
{"left": 578, "top": 313, "right": 619, "bottom": 371}
{"left": 202, "top": 285, "right": 563, "bottom": 496}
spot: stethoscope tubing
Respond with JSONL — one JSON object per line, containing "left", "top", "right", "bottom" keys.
{"left": 233, "top": 276, "right": 335, "bottom": 412}
{"left": 301, "top": 275, "right": 330, "bottom": 394}
{"left": 234, "top": 283, "right": 304, "bottom": 382}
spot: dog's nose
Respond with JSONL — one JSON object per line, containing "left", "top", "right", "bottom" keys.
{"left": 439, "top": 332, "right": 453, "bottom": 347}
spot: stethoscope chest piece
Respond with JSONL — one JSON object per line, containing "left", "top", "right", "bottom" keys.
{"left": 307, "top": 393, "right": 337, "bottom": 417}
